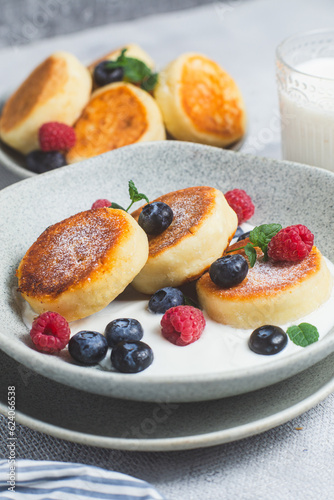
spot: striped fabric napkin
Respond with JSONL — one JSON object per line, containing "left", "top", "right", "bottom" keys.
{"left": 0, "top": 460, "right": 165, "bottom": 499}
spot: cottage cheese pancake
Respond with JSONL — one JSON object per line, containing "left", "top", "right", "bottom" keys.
{"left": 17, "top": 208, "right": 149, "bottom": 322}
{"left": 131, "top": 186, "right": 238, "bottom": 294}
{"left": 197, "top": 238, "right": 333, "bottom": 328}
{"left": 154, "top": 52, "right": 246, "bottom": 147}
{"left": 0, "top": 51, "right": 92, "bottom": 154}
{"left": 66, "top": 82, "right": 165, "bottom": 163}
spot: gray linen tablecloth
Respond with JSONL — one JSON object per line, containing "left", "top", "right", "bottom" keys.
{"left": 1, "top": 1, "right": 334, "bottom": 499}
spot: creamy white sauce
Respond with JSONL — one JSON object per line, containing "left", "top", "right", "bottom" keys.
{"left": 19, "top": 225, "right": 334, "bottom": 379}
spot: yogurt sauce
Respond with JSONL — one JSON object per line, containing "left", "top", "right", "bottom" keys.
{"left": 20, "top": 256, "right": 334, "bottom": 379}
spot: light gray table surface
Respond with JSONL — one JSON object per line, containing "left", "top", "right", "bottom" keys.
{"left": 0, "top": 1, "right": 334, "bottom": 499}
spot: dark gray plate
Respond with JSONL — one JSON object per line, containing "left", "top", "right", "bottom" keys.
{"left": 0, "top": 348, "right": 333, "bottom": 451}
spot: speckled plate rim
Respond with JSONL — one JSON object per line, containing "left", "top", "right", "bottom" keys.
{"left": 1, "top": 141, "right": 334, "bottom": 402}
{"left": 0, "top": 354, "right": 333, "bottom": 451}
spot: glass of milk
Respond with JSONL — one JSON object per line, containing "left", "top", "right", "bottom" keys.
{"left": 276, "top": 29, "right": 334, "bottom": 171}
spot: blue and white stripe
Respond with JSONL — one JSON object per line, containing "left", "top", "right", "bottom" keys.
{"left": 0, "top": 460, "right": 165, "bottom": 500}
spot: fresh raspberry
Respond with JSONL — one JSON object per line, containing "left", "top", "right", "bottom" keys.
{"left": 30, "top": 311, "right": 71, "bottom": 353}
{"left": 39, "top": 122, "right": 76, "bottom": 152}
{"left": 267, "top": 224, "right": 314, "bottom": 262}
{"left": 224, "top": 189, "right": 255, "bottom": 225}
{"left": 160, "top": 306, "right": 206, "bottom": 346}
{"left": 91, "top": 199, "right": 112, "bottom": 209}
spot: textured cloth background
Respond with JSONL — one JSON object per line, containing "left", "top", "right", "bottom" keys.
{"left": 0, "top": 1, "right": 334, "bottom": 499}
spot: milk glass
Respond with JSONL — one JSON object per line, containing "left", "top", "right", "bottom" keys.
{"left": 276, "top": 29, "right": 334, "bottom": 171}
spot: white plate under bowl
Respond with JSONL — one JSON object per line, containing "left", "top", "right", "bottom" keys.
{"left": 1, "top": 141, "right": 334, "bottom": 402}
{"left": 0, "top": 348, "right": 333, "bottom": 451}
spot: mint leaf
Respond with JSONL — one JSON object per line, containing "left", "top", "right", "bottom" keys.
{"left": 110, "top": 202, "right": 126, "bottom": 211}
{"left": 126, "top": 180, "right": 149, "bottom": 212}
{"left": 250, "top": 223, "right": 282, "bottom": 259}
{"left": 286, "top": 323, "right": 319, "bottom": 347}
{"left": 141, "top": 72, "right": 158, "bottom": 92}
{"left": 105, "top": 49, "right": 158, "bottom": 91}
{"left": 244, "top": 243, "right": 257, "bottom": 267}
{"left": 250, "top": 224, "right": 282, "bottom": 246}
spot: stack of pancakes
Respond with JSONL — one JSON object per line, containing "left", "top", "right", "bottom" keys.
{"left": 17, "top": 186, "right": 332, "bottom": 328}
{"left": 17, "top": 186, "right": 238, "bottom": 322}
{"left": 0, "top": 44, "right": 246, "bottom": 165}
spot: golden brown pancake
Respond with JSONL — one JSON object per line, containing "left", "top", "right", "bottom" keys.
{"left": 131, "top": 186, "right": 238, "bottom": 294}
{"left": 0, "top": 52, "right": 92, "bottom": 154}
{"left": 17, "top": 208, "right": 149, "bottom": 321}
{"left": 154, "top": 52, "right": 246, "bottom": 147}
{"left": 66, "top": 82, "right": 165, "bottom": 163}
{"left": 1, "top": 57, "right": 67, "bottom": 134}
{"left": 197, "top": 238, "right": 333, "bottom": 328}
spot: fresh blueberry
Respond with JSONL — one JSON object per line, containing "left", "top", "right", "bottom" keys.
{"left": 94, "top": 61, "right": 124, "bottom": 87}
{"left": 237, "top": 230, "right": 251, "bottom": 242}
{"left": 105, "top": 318, "right": 143, "bottom": 348}
{"left": 68, "top": 331, "right": 108, "bottom": 365}
{"left": 25, "top": 150, "right": 66, "bottom": 174}
{"left": 138, "top": 202, "right": 173, "bottom": 235}
{"left": 234, "top": 226, "right": 244, "bottom": 239}
{"left": 111, "top": 341, "right": 154, "bottom": 373}
{"left": 148, "top": 287, "right": 185, "bottom": 314}
{"left": 249, "top": 325, "right": 288, "bottom": 355}
{"left": 209, "top": 254, "right": 248, "bottom": 288}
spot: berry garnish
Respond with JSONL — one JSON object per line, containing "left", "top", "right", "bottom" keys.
{"left": 237, "top": 230, "right": 251, "bottom": 242}
{"left": 105, "top": 318, "right": 143, "bottom": 348}
{"left": 209, "top": 255, "right": 248, "bottom": 288}
{"left": 39, "top": 122, "right": 76, "bottom": 152}
{"left": 111, "top": 341, "right": 154, "bottom": 373}
{"left": 249, "top": 325, "right": 288, "bottom": 355}
{"left": 160, "top": 306, "right": 206, "bottom": 346}
{"left": 226, "top": 223, "right": 282, "bottom": 267}
{"left": 96, "top": 49, "right": 158, "bottom": 92}
{"left": 30, "top": 311, "right": 70, "bottom": 353}
{"left": 267, "top": 224, "right": 314, "bottom": 262}
{"left": 68, "top": 331, "right": 108, "bottom": 365}
{"left": 148, "top": 287, "right": 185, "bottom": 314}
{"left": 138, "top": 202, "right": 173, "bottom": 235}
{"left": 94, "top": 61, "right": 124, "bottom": 87}
{"left": 26, "top": 150, "right": 66, "bottom": 173}
{"left": 91, "top": 199, "right": 112, "bottom": 209}
{"left": 224, "top": 189, "right": 255, "bottom": 225}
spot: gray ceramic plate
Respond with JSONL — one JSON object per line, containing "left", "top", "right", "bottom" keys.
{"left": 0, "top": 91, "right": 246, "bottom": 179}
{"left": 1, "top": 141, "right": 334, "bottom": 402}
{"left": 0, "top": 348, "right": 333, "bottom": 451}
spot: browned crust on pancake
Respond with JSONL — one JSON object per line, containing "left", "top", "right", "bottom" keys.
{"left": 66, "top": 86, "right": 148, "bottom": 161}
{"left": 198, "top": 238, "right": 321, "bottom": 300}
{"left": 131, "top": 186, "right": 216, "bottom": 257}
{"left": 180, "top": 55, "right": 244, "bottom": 140}
{"left": 0, "top": 56, "right": 67, "bottom": 132}
{"left": 17, "top": 208, "right": 129, "bottom": 299}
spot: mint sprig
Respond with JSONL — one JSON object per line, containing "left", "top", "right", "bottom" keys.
{"left": 105, "top": 49, "right": 158, "bottom": 91}
{"left": 125, "top": 180, "right": 149, "bottom": 212}
{"left": 108, "top": 180, "right": 149, "bottom": 212}
{"left": 286, "top": 323, "right": 319, "bottom": 347}
{"left": 227, "top": 223, "right": 282, "bottom": 267}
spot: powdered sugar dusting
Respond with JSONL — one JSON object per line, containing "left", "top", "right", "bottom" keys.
{"left": 18, "top": 208, "right": 127, "bottom": 297}
{"left": 132, "top": 186, "right": 215, "bottom": 256}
